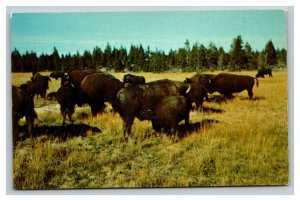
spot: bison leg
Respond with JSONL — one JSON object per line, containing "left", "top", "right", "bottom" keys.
{"left": 195, "top": 99, "right": 204, "bottom": 112}
{"left": 123, "top": 116, "right": 135, "bottom": 142}
{"left": 61, "top": 108, "right": 67, "bottom": 126}
{"left": 224, "top": 93, "right": 233, "bottom": 99}
{"left": 247, "top": 89, "right": 253, "bottom": 100}
{"left": 90, "top": 102, "right": 105, "bottom": 116}
{"left": 25, "top": 115, "right": 34, "bottom": 147}
{"left": 13, "top": 115, "right": 19, "bottom": 147}
{"left": 67, "top": 111, "right": 73, "bottom": 124}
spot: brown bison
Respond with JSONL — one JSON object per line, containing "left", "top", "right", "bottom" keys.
{"left": 184, "top": 82, "right": 208, "bottom": 111}
{"left": 209, "top": 73, "right": 259, "bottom": 99}
{"left": 80, "top": 72, "right": 124, "bottom": 112}
{"left": 150, "top": 95, "right": 191, "bottom": 135}
{"left": 68, "top": 69, "right": 105, "bottom": 115}
{"left": 21, "top": 73, "right": 51, "bottom": 98}
{"left": 12, "top": 85, "right": 37, "bottom": 147}
{"left": 56, "top": 81, "right": 79, "bottom": 126}
{"left": 123, "top": 74, "right": 146, "bottom": 85}
{"left": 117, "top": 79, "right": 191, "bottom": 141}
{"left": 184, "top": 73, "right": 216, "bottom": 93}
{"left": 256, "top": 68, "right": 273, "bottom": 78}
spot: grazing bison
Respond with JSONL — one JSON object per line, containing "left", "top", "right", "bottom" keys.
{"left": 21, "top": 73, "right": 51, "bottom": 98}
{"left": 80, "top": 72, "right": 124, "bottom": 112}
{"left": 12, "top": 85, "right": 37, "bottom": 147}
{"left": 56, "top": 81, "right": 79, "bottom": 126}
{"left": 150, "top": 95, "right": 191, "bottom": 135}
{"left": 117, "top": 79, "right": 191, "bottom": 141}
{"left": 184, "top": 73, "right": 216, "bottom": 93}
{"left": 209, "top": 73, "right": 258, "bottom": 99}
{"left": 123, "top": 74, "right": 146, "bottom": 85}
{"left": 256, "top": 68, "right": 273, "bottom": 78}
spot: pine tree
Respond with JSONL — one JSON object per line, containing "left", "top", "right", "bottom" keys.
{"left": 265, "top": 40, "right": 277, "bottom": 67}
{"left": 229, "top": 35, "right": 246, "bottom": 70}
{"left": 52, "top": 47, "right": 61, "bottom": 71}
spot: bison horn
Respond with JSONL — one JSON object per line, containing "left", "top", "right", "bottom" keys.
{"left": 186, "top": 84, "right": 191, "bottom": 94}
{"left": 208, "top": 79, "right": 212, "bottom": 84}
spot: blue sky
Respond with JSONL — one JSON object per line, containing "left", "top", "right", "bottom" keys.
{"left": 11, "top": 10, "right": 287, "bottom": 56}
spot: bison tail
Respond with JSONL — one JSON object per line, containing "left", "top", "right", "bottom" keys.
{"left": 255, "top": 78, "right": 259, "bottom": 87}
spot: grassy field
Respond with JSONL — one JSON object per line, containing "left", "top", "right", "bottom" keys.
{"left": 11, "top": 70, "right": 288, "bottom": 189}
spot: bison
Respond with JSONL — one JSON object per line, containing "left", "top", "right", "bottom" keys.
{"left": 123, "top": 74, "right": 146, "bottom": 85}
{"left": 117, "top": 79, "right": 191, "bottom": 141}
{"left": 255, "top": 68, "right": 273, "bottom": 78}
{"left": 56, "top": 81, "right": 79, "bottom": 126}
{"left": 209, "top": 73, "right": 258, "bottom": 99}
{"left": 80, "top": 72, "right": 124, "bottom": 112}
{"left": 184, "top": 73, "right": 216, "bottom": 93}
{"left": 68, "top": 69, "right": 107, "bottom": 115}
{"left": 12, "top": 85, "right": 37, "bottom": 147}
{"left": 21, "top": 73, "right": 51, "bottom": 98}
{"left": 150, "top": 95, "right": 191, "bottom": 135}
{"left": 184, "top": 82, "right": 208, "bottom": 111}
{"left": 50, "top": 71, "right": 65, "bottom": 79}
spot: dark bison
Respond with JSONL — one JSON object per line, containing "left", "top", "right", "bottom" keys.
{"left": 184, "top": 73, "right": 216, "bottom": 93}
{"left": 209, "top": 73, "right": 259, "bottom": 99}
{"left": 183, "top": 82, "right": 208, "bottom": 111}
{"left": 256, "top": 68, "right": 273, "bottom": 78}
{"left": 68, "top": 69, "right": 105, "bottom": 115}
{"left": 12, "top": 85, "right": 37, "bottom": 147}
{"left": 123, "top": 74, "right": 146, "bottom": 85}
{"left": 117, "top": 79, "right": 191, "bottom": 141}
{"left": 50, "top": 71, "right": 65, "bottom": 79}
{"left": 56, "top": 81, "right": 79, "bottom": 126}
{"left": 150, "top": 95, "right": 191, "bottom": 134}
{"left": 21, "top": 73, "right": 51, "bottom": 98}
{"left": 80, "top": 72, "right": 124, "bottom": 112}
{"left": 50, "top": 71, "right": 69, "bottom": 86}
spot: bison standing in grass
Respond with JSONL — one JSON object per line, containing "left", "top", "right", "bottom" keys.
{"left": 150, "top": 95, "right": 191, "bottom": 135}
{"left": 56, "top": 81, "right": 79, "bottom": 126}
{"left": 184, "top": 73, "right": 216, "bottom": 93}
{"left": 69, "top": 69, "right": 106, "bottom": 115}
{"left": 80, "top": 72, "right": 124, "bottom": 113}
{"left": 209, "top": 73, "right": 258, "bottom": 99}
{"left": 21, "top": 73, "right": 51, "bottom": 99}
{"left": 117, "top": 79, "right": 192, "bottom": 141}
{"left": 256, "top": 68, "right": 273, "bottom": 78}
{"left": 12, "top": 85, "right": 37, "bottom": 147}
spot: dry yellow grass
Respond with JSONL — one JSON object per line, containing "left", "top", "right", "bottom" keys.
{"left": 12, "top": 70, "right": 288, "bottom": 189}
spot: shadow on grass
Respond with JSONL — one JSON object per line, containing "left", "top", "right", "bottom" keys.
{"left": 208, "top": 95, "right": 228, "bottom": 104}
{"left": 18, "top": 123, "right": 101, "bottom": 141}
{"left": 177, "top": 119, "right": 219, "bottom": 139}
{"left": 240, "top": 96, "right": 266, "bottom": 101}
{"left": 202, "top": 106, "right": 224, "bottom": 113}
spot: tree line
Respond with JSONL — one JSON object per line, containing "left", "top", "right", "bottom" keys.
{"left": 11, "top": 35, "right": 287, "bottom": 73}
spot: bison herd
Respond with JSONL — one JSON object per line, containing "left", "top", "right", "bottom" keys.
{"left": 12, "top": 68, "right": 272, "bottom": 146}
